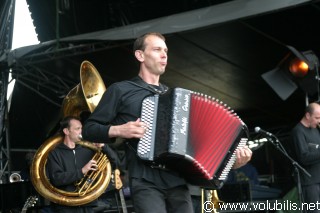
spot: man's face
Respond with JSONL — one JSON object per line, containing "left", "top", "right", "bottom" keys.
{"left": 139, "top": 35, "right": 168, "bottom": 75}
{"left": 308, "top": 107, "right": 320, "bottom": 128}
{"left": 66, "top": 119, "right": 82, "bottom": 142}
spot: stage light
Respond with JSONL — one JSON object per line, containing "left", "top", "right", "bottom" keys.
{"left": 262, "top": 45, "right": 319, "bottom": 100}
{"left": 289, "top": 58, "right": 309, "bottom": 78}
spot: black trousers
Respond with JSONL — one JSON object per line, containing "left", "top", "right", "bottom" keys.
{"left": 131, "top": 178, "right": 194, "bottom": 213}
{"left": 302, "top": 184, "right": 320, "bottom": 213}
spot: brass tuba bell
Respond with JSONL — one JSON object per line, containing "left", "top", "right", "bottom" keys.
{"left": 62, "top": 60, "right": 106, "bottom": 117}
{"left": 30, "top": 60, "right": 111, "bottom": 206}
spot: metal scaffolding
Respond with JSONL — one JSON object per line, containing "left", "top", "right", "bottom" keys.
{"left": 0, "top": 0, "right": 15, "bottom": 183}
{"left": 0, "top": 0, "right": 132, "bottom": 183}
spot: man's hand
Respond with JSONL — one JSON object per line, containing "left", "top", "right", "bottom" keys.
{"left": 93, "top": 143, "right": 105, "bottom": 148}
{"left": 232, "top": 146, "right": 252, "bottom": 169}
{"left": 82, "top": 159, "right": 98, "bottom": 174}
{"left": 109, "top": 118, "right": 148, "bottom": 139}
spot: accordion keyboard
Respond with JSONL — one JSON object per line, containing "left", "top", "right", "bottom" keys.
{"left": 137, "top": 95, "right": 159, "bottom": 161}
{"left": 218, "top": 137, "right": 248, "bottom": 181}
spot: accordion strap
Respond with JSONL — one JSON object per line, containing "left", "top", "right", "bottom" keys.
{"left": 126, "top": 76, "right": 168, "bottom": 95}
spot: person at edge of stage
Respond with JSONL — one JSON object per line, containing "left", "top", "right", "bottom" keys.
{"left": 46, "top": 115, "right": 119, "bottom": 213}
{"left": 290, "top": 102, "right": 320, "bottom": 213}
{"left": 82, "top": 32, "right": 252, "bottom": 213}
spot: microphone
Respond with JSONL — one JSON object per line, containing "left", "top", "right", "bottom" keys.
{"left": 254, "top": 127, "right": 274, "bottom": 137}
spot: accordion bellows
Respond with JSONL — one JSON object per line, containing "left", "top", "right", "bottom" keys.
{"left": 138, "top": 87, "right": 249, "bottom": 188}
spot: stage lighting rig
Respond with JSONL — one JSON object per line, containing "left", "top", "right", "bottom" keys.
{"left": 262, "top": 45, "right": 319, "bottom": 101}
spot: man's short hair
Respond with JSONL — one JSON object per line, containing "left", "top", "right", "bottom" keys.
{"left": 59, "top": 115, "right": 80, "bottom": 135}
{"left": 133, "top": 32, "right": 165, "bottom": 53}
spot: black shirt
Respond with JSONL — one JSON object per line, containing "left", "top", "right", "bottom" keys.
{"left": 82, "top": 76, "right": 186, "bottom": 189}
{"left": 46, "top": 141, "right": 98, "bottom": 209}
{"left": 291, "top": 122, "right": 320, "bottom": 185}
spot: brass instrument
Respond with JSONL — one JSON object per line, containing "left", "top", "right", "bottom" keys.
{"left": 62, "top": 60, "right": 106, "bottom": 117}
{"left": 201, "top": 189, "right": 223, "bottom": 213}
{"left": 74, "top": 141, "right": 110, "bottom": 196}
{"left": 210, "top": 190, "right": 223, "bottom": 209}
{"left": 30, "top": 60, "right": 111, "bottom": 206}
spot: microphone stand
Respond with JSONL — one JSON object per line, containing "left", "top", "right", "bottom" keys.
{"left": 266, "top": 134, "right": 310, "bottom": 213}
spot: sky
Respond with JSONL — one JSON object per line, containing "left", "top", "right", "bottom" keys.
{"left": 8, "top": 0, "right": 39, "bottom": 101}
{"left": 12, "top": 0, "right": 39, "bottom": 49}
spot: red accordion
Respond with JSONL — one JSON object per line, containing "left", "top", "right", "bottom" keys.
{"left": 138, "top": 87, "right": 249, "bottom": 188}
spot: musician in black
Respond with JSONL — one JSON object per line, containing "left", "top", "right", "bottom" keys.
{"left": 47, "top": 116, "right": 119, "bottom": 213}
{"left": 82, "top": 32, "right": 252, "bottom": 213}
{"left": 290, "top": 102, "right": 320, "bottom": 213}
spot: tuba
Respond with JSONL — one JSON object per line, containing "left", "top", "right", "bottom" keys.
{"left": 30, "top": 60, "right": 112, "bottom": 206}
